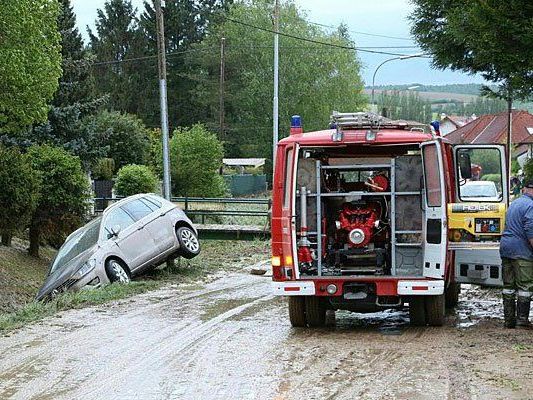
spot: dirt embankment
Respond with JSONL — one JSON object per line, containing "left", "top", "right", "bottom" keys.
{"left": 0, "top": 239, "right": 54, "bottom": 313}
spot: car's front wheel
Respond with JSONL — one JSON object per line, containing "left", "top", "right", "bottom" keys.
{"left": 105, "top": 259, "right": 131, "bottom": 284}
{"left": 176, "top": 226, "right": 200, "bottom": 259}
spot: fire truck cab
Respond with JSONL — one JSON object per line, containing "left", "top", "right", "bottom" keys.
{"left": 271, "top": 112, "right": 507, "bottom": 327}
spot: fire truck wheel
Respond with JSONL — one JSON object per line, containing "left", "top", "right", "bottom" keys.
{"left": 288, "top": 297, "right": 306, "bottom": 327}
{"left": 305, "top": 296, "right": 326, "bottom": 327}
{"left": 409, "top": 298, "right": 426, "bottom": 326}
{"left": 445, "top": 282, "right": 460, "bottom": 308}
{"left": 425, "top": 294, "right": 446, "bottom": 326}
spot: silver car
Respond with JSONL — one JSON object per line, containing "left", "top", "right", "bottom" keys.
{"left": 36, "top": 194, "right": 200, "bottom": 301}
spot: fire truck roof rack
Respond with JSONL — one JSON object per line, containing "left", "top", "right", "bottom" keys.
{"left": 330, "top": 111, "right": 425, "bottom": 131}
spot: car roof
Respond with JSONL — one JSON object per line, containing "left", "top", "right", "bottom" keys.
{"left": 103, "top": 193, "right": 165, "bottom": 215}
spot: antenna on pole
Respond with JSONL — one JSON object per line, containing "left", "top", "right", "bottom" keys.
{"left": 272, "top": 0, "right": 280, "bottom": 165}
{"left": 154, "top": 0, "right": 171, "bottom": 200}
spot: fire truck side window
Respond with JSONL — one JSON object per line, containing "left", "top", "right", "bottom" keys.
{"left": 457, "top": 148, "right": 503, "bottom": 202}
{"left": 423, "top": 145, "right": 442, "bottom": 207}
{"left": 283, "top": 148, "right": 294, "bottom": 209}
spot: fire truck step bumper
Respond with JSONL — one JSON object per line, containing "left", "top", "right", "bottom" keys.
{"left": 397, "top": 280, "right": 444, "bottom": 295}
{"left": 272, "top": 281, "right": 316, "bottom": 296}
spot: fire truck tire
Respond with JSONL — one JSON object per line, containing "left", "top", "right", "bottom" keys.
{"left": 305, "top": 296, "right": 326, "bottom": 327}
{"left": 445, "top": 282, "right": 460, "bottom": 308}
{"left": 425, "top": 294, "right": 445, "bottom": 326}
{"left": 409, "top": 298, "right": 426, "bottom": 326}
{"left": 288, "top": 297, "right": 306, "bottom": 327}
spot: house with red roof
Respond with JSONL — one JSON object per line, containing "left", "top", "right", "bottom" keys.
{"left": 440, "top": 113, "right": 476, "bottom": 136}
{"left": 445, "top": 110, "right": 533, "bottom": 162}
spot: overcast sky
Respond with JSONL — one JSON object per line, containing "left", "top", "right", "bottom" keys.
{"left": 72, "top": 0, "right": 483, "bottom": 86}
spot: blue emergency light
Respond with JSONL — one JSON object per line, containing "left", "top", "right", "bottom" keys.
{"left": 291, "top": 115, "right": 302, "bottom": 128}
{"left": 430, "top": 120, "right": 440, "bottom": 135}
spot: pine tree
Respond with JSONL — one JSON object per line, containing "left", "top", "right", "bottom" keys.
{"left": 28, "top": 0, "right": 108, "bottom": 167}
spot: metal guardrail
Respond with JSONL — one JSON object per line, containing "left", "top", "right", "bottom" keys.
{"left": 92, "top": 196, "right": 271, "bottom": 239}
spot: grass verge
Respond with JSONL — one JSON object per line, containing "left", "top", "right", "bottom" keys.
{"left": 0, "top": 239, "right": 269, "bottom": 332}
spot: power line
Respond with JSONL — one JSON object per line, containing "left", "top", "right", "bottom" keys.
{"left": 223, "top": 17, "right": 426, "bottom": 57}
{"left": 92, "top": 47, "right": 218, "bottom": 66}
{"left": 91, "top": 44, "right": 423, "bottom": 67}
{"left": 307, "top": 20, "right": 414, "bottom": 42}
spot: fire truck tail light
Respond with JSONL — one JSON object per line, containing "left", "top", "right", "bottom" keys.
{"left": 285, "top": 255, "right": 293, "bottom": 266}
{"left": 272, "top": 256, "right": 281, "bottom": 267}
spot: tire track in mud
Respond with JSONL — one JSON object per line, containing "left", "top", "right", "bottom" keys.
{"left": 76, "top": 295, "right": 275, "bottom": 399}
{"left": 0, "top": 271, "right": 274, "bottom": 400}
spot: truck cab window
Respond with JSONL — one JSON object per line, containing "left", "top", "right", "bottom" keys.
{"left": 457, "top": 148, "right": 502, "bottom": 202}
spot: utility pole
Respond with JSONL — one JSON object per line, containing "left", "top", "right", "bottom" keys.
{"left": 272, "top": 0, "right": 279, "bottom": 163}
{"left": 219, "top": 37, "right": 226, "bottom": 139}
{"left": 154, "top": 0, "right": 171, "bottom": 200}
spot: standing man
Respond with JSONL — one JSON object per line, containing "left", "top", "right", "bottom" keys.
{"left": 500, "top": 179, "right": 533, "bottom": 328}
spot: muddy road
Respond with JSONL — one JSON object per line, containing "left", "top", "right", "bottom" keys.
{"left": 1, "top": 267, "right": 532, "bottom": 400}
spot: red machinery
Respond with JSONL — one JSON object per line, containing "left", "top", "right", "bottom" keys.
{"left": 337, "top": 202, "right": 381, "bottom": 248}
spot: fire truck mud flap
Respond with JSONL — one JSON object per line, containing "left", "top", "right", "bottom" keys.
{"left": 272, "top": 281, "right": 316, "bottom": 296}
{"left": 397, "top": 280, "right": 444, "bottom": 295}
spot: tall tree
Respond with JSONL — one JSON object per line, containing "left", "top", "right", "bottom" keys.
{"left": 410, "top": 1, "right": 533, "bottom": 104}
{"left": 89, "top": 0, "right": 140, "bottom": 114}
{"left": 188, "top": 0, "right": 365, "bottom": 171}
{"left": 130, "top": 0, "right": 231, "bottom": 128}
{"left": 0, "top": 0, "right": 62, "bottom": 134}
{"left": 13, "top": 0, "right": 108, "bottom": 167}
{"left": 378, "top": 91, "right": 432, "bottom": 123}
{"left": 88, "top": 0, "right": 230, "bottom": 128}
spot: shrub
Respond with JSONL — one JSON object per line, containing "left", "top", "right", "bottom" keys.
{"left": 170, "top": 124, "right": 227, "bottom": 197}
{"left": 87, "top": 111, "right": 150, "bottom": 171}
{"left": 115, "top": 164, "right": 158, "bottom": 196}
{"left": 147, "top": 128, "right": 163, "bottom": 178}
{"left": 481, "top": 173, "right": 502, "bottom": 191}
{"left": 27, "top": 145, "right": 90, "bottom": 257}
{"left": 92, "top": 158, "right": 115, "bottom": 180}
{"left": 523, "top": 157, "right": 533, "bottom": 182}
{"left": 0, "top": 145, "right": 41, "bottom": 245}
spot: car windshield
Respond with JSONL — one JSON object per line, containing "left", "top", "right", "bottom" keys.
{"left": 50, "top": 218, "right": 101, "bottom": 274}
{"left": 462, "top": 183, "right": 498, "bottom": 198}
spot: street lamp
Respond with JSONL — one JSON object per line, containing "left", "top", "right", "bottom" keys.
{"left": 371, "top": 53, "right": 425, "bottom": 106}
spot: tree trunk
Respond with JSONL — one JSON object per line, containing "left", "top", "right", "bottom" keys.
{"left": 1, "top": 233, "right": 12, "bottom": 246}
{"left": 28, "top": 224, "right": 40, "bottom": 258}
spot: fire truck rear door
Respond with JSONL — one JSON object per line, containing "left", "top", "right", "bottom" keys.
{"left": 450, "top": 144, "right": 507, "bottom": 287}
{"left": 421, "top": 140, "right": 447, "bottom": 279}
{"left": 280, "top": 144, "right": 299, "bottom": 278}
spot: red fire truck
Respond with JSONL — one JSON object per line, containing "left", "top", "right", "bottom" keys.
{"left": 271, "top": 112, "right": 507, "bottom": 327}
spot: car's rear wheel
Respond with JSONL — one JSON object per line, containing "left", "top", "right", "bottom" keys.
{"left": 105, "top": 259, "right": 131, "bottom": 284}
{"left": 177, "top": 226, "right": 200, "bottom": 259}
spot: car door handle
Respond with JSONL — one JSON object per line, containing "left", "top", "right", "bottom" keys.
{"left": 159, "top": 212, "right": 167, "bottom": 217}
{"left": 137, "top": 226, "right": 144, "bottom": 230}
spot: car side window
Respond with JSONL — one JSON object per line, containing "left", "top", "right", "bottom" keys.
{"left": 140, "top": 197, "right": 161, "bottom": 212}
{"left": 146, "top": 196, "right": 162, "bottom": 209}
{"left": 104, "top": 208, "right": 135, "bottom": 237}
{"left": 122, "top": 199, "right": 154, "bottom": 221}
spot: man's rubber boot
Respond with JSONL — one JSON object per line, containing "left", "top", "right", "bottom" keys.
{"left": 516, "top": 297, "right": 531, "bottom": 328}
{"left": 503, "top": 294, "right": 516, "bottom": 328}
